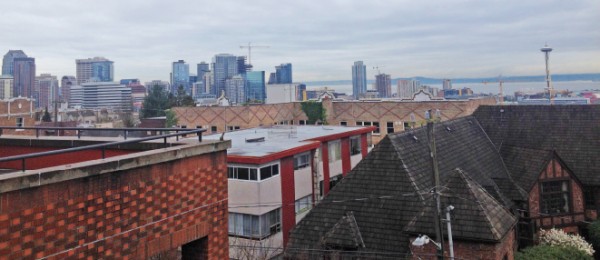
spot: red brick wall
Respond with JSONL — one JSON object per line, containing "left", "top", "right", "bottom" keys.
{"left": 0, "top": 98, "right": 36, "bottom": 136}
{"left": 528, "top": 157, "right": 585, "bottom": 231}
{"left": 0, "top": 149, "right": 229, "bottom": 259}
{"left": 410, "top": 228, "right": 516, "bottom": 260}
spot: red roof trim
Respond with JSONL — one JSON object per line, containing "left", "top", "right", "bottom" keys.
{"left": 227, "top": 141, "right": 321, "bottom": 164}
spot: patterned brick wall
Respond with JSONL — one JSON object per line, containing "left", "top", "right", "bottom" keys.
{"left": 0, "top": 98, "right": 36, "bottom": 136}
{"left": 0, "top": 149, "right": 229, "bottom": 259}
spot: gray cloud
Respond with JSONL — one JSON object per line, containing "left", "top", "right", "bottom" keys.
{"left": 1, "top": 0, "right": 598, "bottom": 82}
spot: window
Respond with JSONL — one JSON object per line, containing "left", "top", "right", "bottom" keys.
{"left": 357, "top": 121, "right": 380, "bottom": 134}
{"left": 299, "top": 120, "right": 306, "bottom": 125}
{"left": 540, "top": 180, "right": 570, "bottom": 214}
{"left": 228, "top": 166, "right": 258, "bottom": 181}
{"left": 16, "top": 117, "right": 24, "bottom": 128}
{"left": 330, "top": 175, "right": 343, "bottom": 190}
{"left": 340, "top": 121, "right": 347, "bottom": 126}
{"left": 328, "top": 141, "right": 341, "bottom": 163}
{"left": 387, "top": 122, "right": 394, "bottom": 133}
{"left": 294, "top": 153, "right": 310, "bottom": 170}
{"left": 350, "top": 136, "right": 361, "bottom": 155}
{"left": 229, "top": 208, "right": 281, "bottom": 239}
{"left": 227, "top": 126, "right": 240, "bottom": 131}
{"left": 211, "top": 126, "right": 217, "bottom": 133}
{"left": 260, "top": 164, "right": 279, "bottom": 180}
{"left": 295, "top": 195, "right": 313, "bottom": 214}
{"left": 403, "top": 122, "right": 411, "bottom": 130}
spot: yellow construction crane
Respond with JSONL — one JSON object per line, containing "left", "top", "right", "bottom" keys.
{"left": 482, "top": 75, "right": 506, "bottom": 104}
{"left": 240, "top": 42, "right": 270, "bottom": 66}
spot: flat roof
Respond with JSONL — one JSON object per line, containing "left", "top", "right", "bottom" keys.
{"left": 203, "top": 125, "right": 372, "bottom": 159}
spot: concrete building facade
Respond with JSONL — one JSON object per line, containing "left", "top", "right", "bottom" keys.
{"left": 35, "top": 73, "right": 59, "bottom": 109}
{"left": 75, "top": 57, "right": 114, "bottom": 85}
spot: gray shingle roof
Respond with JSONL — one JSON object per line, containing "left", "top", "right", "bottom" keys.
{"left": 473, "top": 105, "right": 600, "bottom": 185}
{"left": 500, "top": 145, "right": 553, "bottom": 192}
{"left": 321, "top": 212, "right": 366, "bottom": 249}
{"left": 404, "top": 169, "right": 517, "bottom": 242}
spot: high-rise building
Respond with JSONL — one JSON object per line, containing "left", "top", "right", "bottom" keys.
{"left": 237, "top": 56, "right": 250, "bottom": 75}
{"left": 245, "top": 71, "right": 266, "bottom": 103}
{"left": 197, "top": 62, "right": 210, "bottom": 79}
{"left": 275, "top": 63, "right": 292, "bottom": 84}
{"left": 351, "top": 61, "right": 367, "bottom": 99}
{"left": 268, "top": 72, "right": 277, "bottom": 84}
{"left": 13, "top": 57, "right": 36, "bottom": 98}
{"left": 35, "top": 74, "right": 59, "bottom": 109}
{"left": 78, "top": 82, "right": 132, "bottom": 111}
{"left": 75, "top": 57, "right": 114, "bottom": 85}
{"left": 145, "top": 80, "right": 170, "bottom": 93}
{"left": 61, "top": 76, "right": 77, "bottom": 103}
{"left": 197, "top": 62, "right": 211, "bottom": 97}
{"left": 442, "top": 79, "right": 452, "bottom": 90}
{"left": 171, "top": 60, "right": 190, "bottom": 94}
{"left": 225, "top": 75, "right": 245, "bottom": 105}
{"left": 212, "top": 54, "right": 238, "bottom": 96}
{"left": 375, "top": 73, "right": 391, "bottom": 98}
{"left": 0, "top": 75, "right": 13, "bottom": 99}
{"left": 2, "top": 50, "right": 27, "bottom": 76}
{"left": 297, "top": 83, "right": 307, "bottom": 101}
{"left": 397, "top": 79, "right": 421, "bottom": 98}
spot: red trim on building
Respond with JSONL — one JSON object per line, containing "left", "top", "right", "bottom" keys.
{"left": 306, "top": 126, "right": 376, "bottom": 143}
{"left": 321, "top": 143, "right": 330, "bottom": 195}
{"left": 227, "top": 142, "right": 321, "bottom": 164}
{"left": 279, "top": 156, "right": 295, "bottom": 247}
{"left": 360, "top": 133, "right": 368, "bottom": 158}
{"left": 341, "top": 137, "right": 351, "bottom": 176}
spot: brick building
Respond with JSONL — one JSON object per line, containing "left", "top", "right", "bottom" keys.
{"left": 0, "top": 98, "right": 35, "bottom": 136}
{"left": 203, "top": 125, "right": 375, "bottom": 259}
{"left": 0, "top": 131, "right": 231, "bottom": 259}
{"left": 285, "top": 105, "right": 600, "bottom": 259}
{"left": 173, "top": 97, "right": 496, "bottom": 144}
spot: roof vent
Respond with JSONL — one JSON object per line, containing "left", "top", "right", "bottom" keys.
{"left": 445, "top": 126, "right": 452, "bottom": 132}
{"left": 246, "top": 137, "right": 265, "bottom": 143}
{"left": 412, "top": 135, "right": 418, "bottom": 141}
{"left": 500, "top": 109, "right": 504, "bottom": 113}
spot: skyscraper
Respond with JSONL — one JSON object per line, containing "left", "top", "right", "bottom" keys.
{"left": 171, "top": 60, "right": 190, "bottom": 94}
{"left": 442, "top": 79, "right": 452, "bottom": 90}
{"left": 275, "top": 63, "right": 292, "bottom": 84}
{"left": 13, "top": 57, "right": 36, "bottom": 98}
{"left": 75, "top": 57, "right": 114, "bottom": 84}
{"left": 61, "top": 76, "right": 77, "bottom": 102}
{"left": 0, "top": 75, "right": 13, "bottom": 99}
{"left": 237, "top": 56, "right": 250, "bottom": 75}
{"left": 397, "top": 79, "right": 421, "bottom": 98}
{"left": 35, "top": 74, "right": 59, "bottom": 109}
{"left": 375, "top": 73, "right": 391, "bottom": 98}
{"left": 246, "top": 71, "right": 266, "bottom": 103}
{"left": 2, "top": 50, "right": 27, "bottom": 76}
{"left": 225, "top": 75, "right": 245, "bottom": 105}
{"left": 212, "top": 54, "right": 238, "bottom": 96}
{"left": 197, "top": 62, "right": 210, "bottom": 80}
{"left": 352, "top": 61, "right": 367, "bottom": 99}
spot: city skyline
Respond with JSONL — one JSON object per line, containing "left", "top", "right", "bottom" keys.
{"left": 0, "top": 0, "right": 598, "bottom": 83}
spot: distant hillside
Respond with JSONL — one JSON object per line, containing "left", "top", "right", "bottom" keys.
{"left": 305, "top": 73, "right": 600, "bottom": 86}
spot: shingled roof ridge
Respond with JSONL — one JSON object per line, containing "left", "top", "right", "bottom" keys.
{"left": 320, "top": 211, "right": 366, "bottom": 249}
{"left": 383, "top": 135, "right": 429, "bottom": 202}
{"left": 456, "top": 168, "right": 517, "bottom": 241}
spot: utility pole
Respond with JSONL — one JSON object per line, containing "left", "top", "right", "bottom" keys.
{"left": 426, "top": 109, "right": 444, "bottom": 260}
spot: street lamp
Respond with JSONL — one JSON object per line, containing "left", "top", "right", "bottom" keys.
{"left": 412, "top": 234, "right": 441, "bottom": 249}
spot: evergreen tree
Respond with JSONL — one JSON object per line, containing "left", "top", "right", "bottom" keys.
{"left": 42, "top": 107, "right": 52, "bottom": 122}
{"left": 140, "top": 85, "right": 170, "bottom": 118}
{"left": 168, "top": 85, "right": 195, "bottom": 107}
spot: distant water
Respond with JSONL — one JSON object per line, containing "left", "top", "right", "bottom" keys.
{"left": 306, "top": 81, "right": 600, "bottom": 96}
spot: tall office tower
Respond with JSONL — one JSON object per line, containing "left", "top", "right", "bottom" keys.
{"left": 267, "top": 72, "right": 277, "bottom": 84}
{"left": 442, "top": 79, "right": 452, "bottom": 90}
{"left": 2, "top": 50, "right": 28, "bottom": 76}
{"left": 245, "top": 71, "right": 266, "bottom": 103}
{"left": 352, "top": 61, "right": 367, "bottom": 99}
{"left": 375, "top": 73, "right": 391, "bottom": 98}
{"left": 237, "top": 56, "right": 251, "bottom": 74}
{"left": 196, "top": 62, "right": 210, "bottom": 96}
{"left": 212, "top": 54, "right": 238, "bottom": 96}
{"left": 171, "top": 60, "right": 190, "bottom": 94}
{"left": 275, "top": 63, "right": 292, "bottom": 84}
{"left": 61, "top": 76, "right": 77, "bottom": 103}
{"left": 13, "top": 57, "right": 36, "bottom": 98}
{"left": 68, "top": 85, "right": 83, "bottom": 108}
{"left": 35, "top": 74, "right": 59, "bottom": 109}
{"left": 197, "top": 62, "right": 210, "bottom": 79}
{"left": 202, "top": 71, "right": 213, "bottom": 95}
{"left": 75, "top": 57, "right": 114, "bottom": 85}
{"left": 397, "top": 79, "right": 422, "bottom": 98}
{"left": 145, "top": 80, "right": 170, "bottom": 93}
{"left": 297, "top": 83, "right": 306, "bottom": 101}
{"left": 225, "top": 75, "right": 246, "bottom": 104}
{"left": 0, "top": 75, "right": 13, "bottom": 99}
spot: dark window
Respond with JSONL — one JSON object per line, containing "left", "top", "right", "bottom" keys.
{"left": 540, "top": 180, "right": 570, "bottom": 214}
{"left": 340, "top": 121, "right": 347, "bottom": 126}
{"left": 356, "top": 121, "right": 362, "bottom": 126}
{"left": 319, "top": 180, "right": 324, "bottom": 197}
{"left": 403, "top": 122, "right": 411, "bottom": 130}
{"left": 16, "top": 117, "right": 24, "bottom": 128}
{"left": 260, "top": 164, "right": 279, "bottom": 180}
{"left": 372, "top": 122, "right": 380, "bottom": 134}
{"left": 584, "top": 188, "right": 595, "bottom": 208}
{"left": 211, "top": 126, "right": 217, "bottom": 133}
{"left": 238, "top": 168, "right": 249, "bottom": 180}
{"left": 387, "top": 122, "right": 394, "bottom": 133}
{"left": 350, "top": 136, "right": 361, "bottom": 155}
{"left": 330, "top": 175, "right": 343, "bottom": 190}
{"left": 294, "top": 153, "right": 310, "bottom": 170}
{"left": 299, "top": 120, "right": 306, "bottom": 125}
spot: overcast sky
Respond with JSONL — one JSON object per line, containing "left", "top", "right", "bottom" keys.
{"left": 1, "top": 0, "right": 598, "bottom": 83}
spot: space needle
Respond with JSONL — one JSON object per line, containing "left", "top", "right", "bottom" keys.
{"left": 541, "top": 44, "right": 553, "bottom": 104}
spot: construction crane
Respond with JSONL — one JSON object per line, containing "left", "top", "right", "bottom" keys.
{"left": 240, "top": 42, "right": 269, "bottom": 67}
{"left": 482, "top": 75, "right": 506, "bottom": 104}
